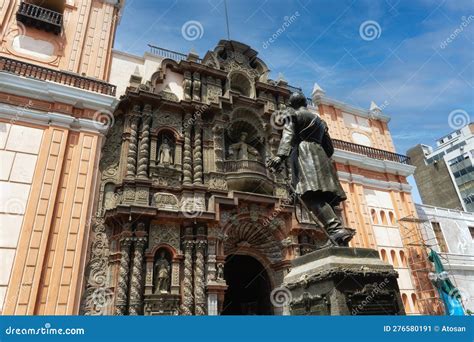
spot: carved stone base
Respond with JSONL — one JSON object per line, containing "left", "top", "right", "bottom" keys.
{"left": 144, "top": 294, "right": 180, "bottom": 316}
{"left": 283, "top": 247, "right": 405, "bottom": 316}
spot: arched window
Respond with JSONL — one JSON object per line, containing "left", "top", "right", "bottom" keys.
{"left": 370, "top": 209, "right": 378, "bottom": 224}
{"left": 390, "top": 250, "right": 399, "bottom": 267}
{"left": 411, "top": 294, "right": 418, "bottom": 313}
{"left": 229, "top": 72, "right": 253, "bottom": 97}
{"left": 389, "top": 211, "right": 396, "bottom": 225}
{"left": 380, "top": 210, "right": 388, "bottom": 225}
{"left": 400, "top": 250, "right": 407, "bottom": 267}
{"left": 380, "top": 249, "right": 388, "bottom": 263}
{"left": 402, "top": 293, "right": 410, "bottom": 313}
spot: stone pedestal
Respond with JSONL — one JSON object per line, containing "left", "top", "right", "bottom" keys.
{"left": 283, "top": 247, "right": 405, "bottom": 315}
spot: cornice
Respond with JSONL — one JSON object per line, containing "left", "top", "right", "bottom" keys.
{"left": 0, "top": 72, "right": 118, "bottom": 112}
{"left": 0, "top": 103, "right": 108, "bottom": 134}
{"left": 333, "top": 149, "right": 416, "bottom": 177}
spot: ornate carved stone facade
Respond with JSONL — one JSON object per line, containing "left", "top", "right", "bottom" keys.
{"left": 82, "top": 40, "right": 334, "bottom": 316}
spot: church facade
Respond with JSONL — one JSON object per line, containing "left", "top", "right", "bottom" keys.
{"left": 79, "top": 40, "right": 440, "bottom": 315}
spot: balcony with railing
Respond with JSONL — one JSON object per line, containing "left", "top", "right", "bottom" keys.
{"left": 333, "top": 139, "right": 410, "bottom": 164}
{"left": 223, "top": 159, "right": 272, "bottom": 194}
{"left": 148, "top": 44, "right": 203, "bottom": 63}
{"left": 16, "top": 1, "right": 63, "bottom": 35}
{"left": 0, "top": 57, "right": 117, "bottom": 96}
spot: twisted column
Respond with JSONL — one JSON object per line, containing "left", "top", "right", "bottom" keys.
{"left": 115, "top": 233, "right": 133, "bottom": 315}
{"left": 181, "top": 240, "right": 194, "bottom": 315}
{"left": 137, "top": 106, "right": 152, "bottom": 178}
{"left": 193, "top": 123, "right": 203, "bottom": 184}
{"left": 183, "top": 114, "right": 193, "bottom": 185}
{"left": 194, "top": 240, "right": 207, "bottom": 315}
{"left": 128, "top": 233, "right": 147, "bottom": 315}
{"left": 126, "top": 108, "right": 140, "bottom": 177}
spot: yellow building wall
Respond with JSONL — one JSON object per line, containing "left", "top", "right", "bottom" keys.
{"left": 1, "top": 122, "right": 101, "bottom": 315}
{"left": 0, "top": 0, "right": 119, "bottom": 81}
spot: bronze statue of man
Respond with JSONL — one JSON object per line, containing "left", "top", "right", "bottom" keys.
{"left": 267, "top": 92, "right": 354, "bottom": 247}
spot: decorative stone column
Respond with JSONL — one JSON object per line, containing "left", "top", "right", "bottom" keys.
{"left": 180, "top": 240, "right": 194, "bottom": 315}
{"left": 126, "top": 105, "right": 141, "bottom": 177}
{"left": 137, "top": 105, "right": 152, "bottom": 178}
{"left": 183, "top": 114, "right": 193, "bottom": 185}
{"left": 193, "top": 122, "right": 203, "bottom": 184}
{"left": 115, "top": 228, "right": 133, "bottom": 315}
{"left": 194, "top": 239, "right": 207, "bottom": 315}
{"left": 128, "top": 224, "right": 147, "bottom": 315}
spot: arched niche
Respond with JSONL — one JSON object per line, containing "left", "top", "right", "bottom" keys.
{"left": 145, "top": 244, "right": 181, "bottom": 296}
{"left": 152, "top": 248, "right": 172, "bottom": 295}
{"left": 227, "top": 71, "right": 255, "bottom": 98}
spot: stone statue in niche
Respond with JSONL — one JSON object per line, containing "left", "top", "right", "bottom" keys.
{"left": 154, "top": 250, "right": 171, "bottom": 294}
{"left": 216, "top": 263, "right": 224, "bottom": 281}
{"left": 229, "top": 132, "right": 260, "bottom": 161}
{"left": 158, "top": 137, "right": 174, "bottom": 165}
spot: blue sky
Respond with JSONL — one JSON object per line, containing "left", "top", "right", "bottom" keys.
{"left": 115, "top": 0, "right": 474, "bottom": 202}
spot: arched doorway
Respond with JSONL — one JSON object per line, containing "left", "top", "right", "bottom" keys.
{"left": 221, "top": 255, "right": 273, "bottom": 315}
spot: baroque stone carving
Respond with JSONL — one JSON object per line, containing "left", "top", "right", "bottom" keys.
{"left": 153, "top": 192, "right": 179, "bottom": 211}
{"left": 126, "top": 107, "right": 141, "bottom": 177}
{"left": 182, "top": 114, "right": 193, "bottom": 185}
{"left": 193, "top": 123, "right": 203, "bottom": 184}
{"left": 183, "top": 71, "right": 192, "bottom": 101}
{"left": 149, "top": 223, "right": 180, "bottom": 251}
{"left": 82, "top": 218, "right": 112, "bottom": 315}
{"left": 180, "top": 240, "right": 194, "bottom": 315}
{"left": 192, "top": 72, "right": 201, "bottom": 101}
{"left": 207, "top": 174, "right": 228, "bottom": 191}
{"left": 129, "top": 234, "right": 147, "bottom": 315}
{"left": 194, "top": 240, "right": 207, "bottom": 315}
{"left": 100, "top": 115, "right": 124, "bottom": 179}
{"left": 137, "top": 106, "right": 152, "bottom": 178}
{"left": 151, "top": 111, "right": 182, "bottom": 132}
{"left": 115, "top": 234, "right": 133, "bottom": 315}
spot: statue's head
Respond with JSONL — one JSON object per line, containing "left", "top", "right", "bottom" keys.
{"left": 239, "top": 132, "right": 248, "bottom": 142}
{"left": 159, "top": 250, "right": 166, "bottom": 258}
{"left": 289, "top": 92, "right": 307, "bottom": 109}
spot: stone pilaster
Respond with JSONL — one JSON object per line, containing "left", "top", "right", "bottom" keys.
{"left": 183, "top": 114, "right": 193, "bottom": 185}
{"left": 126, "top": 105, "right": 141, "bottom": 177}
{"left": 128, "top": 226, "right": 147, "bottom": 315}
{"left": 137, "top": 105, "right": 152, "bottom": 178}
{"left": 193, "top": 122, "right": 203, "bottom": 184}
{"left": 181, "top": 240, "right": 194, "bottom": 315}
{"left": 115, "top": 229, "right": 133, "bottom": 315}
